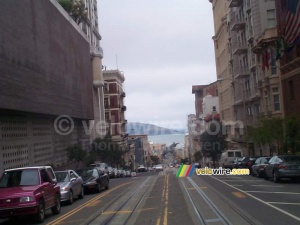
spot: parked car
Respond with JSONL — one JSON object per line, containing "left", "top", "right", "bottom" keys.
{"left": 231, "top": 157, "right": 243, "bottom": 169}
{"left": 55, "top": 170, "right": 84, "bottom": 204}
{"left": 76, "top": 167, "right": 109, "bottom": 193}
{"left": 0, "top": 166, "right": 61, "bottom": 223}
{"left": 237, "top": 157, "right": 257, "bottom": 174}
{"left": 118, "top": 170, "right": 126, "bottom": 178}
{"left": 252, "top": 157, "right": 271, "bottom": 178}
{"left": 112, "top": 168, "right": 119, "bottom": 178}
{"left": 264, "top": 155, "right": 300, "bottom": 182}
{"left": 138, "top": 165, "right": 147, "bottom": 172}
{"left": 154, "top": 164, "right": 164, "bottom": 171}
{"left": 106, "top": 166, "right": 114, "bottom": 178}
{"left": 125, "top": 170, "right": 132, "bottom": 177}
{"left": 219, "top": 150, "right": 243, "bottom": 169}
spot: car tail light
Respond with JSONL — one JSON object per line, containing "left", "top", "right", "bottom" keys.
{"left": 278, "top": 165, "right": 285, "bottom": 169}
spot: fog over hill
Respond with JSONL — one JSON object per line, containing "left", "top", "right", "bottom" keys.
{"left": 127, "top": 122, "right": 185, "bottom": 136}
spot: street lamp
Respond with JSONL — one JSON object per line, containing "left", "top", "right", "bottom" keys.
{"left": 217, "top": 78, "right": 249, "bottom": 156}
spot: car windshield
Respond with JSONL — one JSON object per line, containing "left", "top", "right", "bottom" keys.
{"left": 55, "top": 171, "right": 69, "bottom": 182}
{"left": 0, "top": 169, "right": 39, "bottom": 187}
{"left": 77, "top": 168, "right": 98, "bottom": 178}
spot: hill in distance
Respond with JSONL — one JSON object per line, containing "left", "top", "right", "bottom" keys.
{"left": 127, "top": 122, "right": 185, "bottom": 136}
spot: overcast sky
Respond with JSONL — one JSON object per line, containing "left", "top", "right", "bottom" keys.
{"left": 98, "top": 0, "right": 216, "bottom": 130}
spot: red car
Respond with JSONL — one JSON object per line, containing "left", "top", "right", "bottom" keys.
{"left": 0, "top": 166, "right": 61, "bottom": 223}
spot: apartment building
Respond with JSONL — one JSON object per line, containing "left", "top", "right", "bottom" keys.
{"left": 210, "top": 0, "right": 283, "bottom": 156}
{"left": 80, "top": 0, "right": 106, "bottom": 140}
{"left": 275, "top": 0, "right": 300, "bottom": 117}
{"left": 128, "top": 134, "right": 150, "bottom": 168}
{"left": 103, "top": 70, "right": 127, "bottom": 147}
{"left": 0, "top": 1, "right": 93, "bottom": 171}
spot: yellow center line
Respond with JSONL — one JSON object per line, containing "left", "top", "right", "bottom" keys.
{"left": 46, "top": 181, "right": 133, "bottom": 225}
{"left": 163, "top": 174, "right": 169, "bottom": 225}
{"left": 156, "top": 175, "right": 167, "bottom": 225}
{"left": 232, "top": 191, "right": 246, "bottom": 198}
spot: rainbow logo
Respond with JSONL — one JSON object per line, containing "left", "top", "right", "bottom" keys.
{"left": 176, "top": 164, "right": 196, "bottom": 177}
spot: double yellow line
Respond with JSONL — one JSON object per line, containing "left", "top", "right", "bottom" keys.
{"left": 47, "top": 181, "right": 133, "bottom": 225}
{"left": 156, "top": 174, "right": 169, "bottom": 225}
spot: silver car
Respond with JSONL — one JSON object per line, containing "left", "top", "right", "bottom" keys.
{"left": 55, "top": 170, "right": 84, "bottom": 204}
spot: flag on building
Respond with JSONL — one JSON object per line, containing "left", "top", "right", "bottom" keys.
{"left": 261, "top": 49, "right": 270, "bottom": 71}
{"left": 283, "top": 0, "right": 300, "bottom": 46}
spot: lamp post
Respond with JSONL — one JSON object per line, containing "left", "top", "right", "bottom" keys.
{"left": 217, "top": 78, "right": 248, "bottom": 156}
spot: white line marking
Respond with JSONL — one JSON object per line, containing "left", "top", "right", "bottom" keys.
{"left": 268, "top": 202, "right": 300, "bottom": 206}
{"left": 210, "top": 176, "right": 300, "bottom": 222}
{"left": 231, "top": 185, "right": 244, "bottom": 187}
{"left": 218, "top": 180, "right": 263, "bottom": 182}
{"left": 246, "top": 191, "right": 300, "bottom": 195}
{"left": 250, "top": 185, "right": 283, "bottom": 187}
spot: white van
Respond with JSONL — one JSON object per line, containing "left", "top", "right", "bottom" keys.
{"left": 219, "top": 150, "right": 243, "bottom": 168}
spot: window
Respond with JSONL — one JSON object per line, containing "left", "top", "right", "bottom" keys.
{"left": 212, "top": 106, "right": 216, "bottom": 112}
{"left": 273, "top": 94, "right": 280, "bottom": 111}
{"left": 267, "top": 9, "right": 276, "bottom": 27}
{"left": 247, "top": 107, "right": 252, "bottom": 116}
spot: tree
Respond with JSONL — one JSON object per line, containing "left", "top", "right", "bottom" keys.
{"left": 92, "top": 136, "right": 124, "bottom": 167}
{"left": 193, "top": 151, "right": 203, "bottom": 162}
{"left": 200, "top": 121, "right": 227, "bottom": 168}
{"left": 58, "top": 0, "right": 88, "bottom": 24}
{"left": 150, "top": 155, "right": 160, "bottom": 165}
{"left": 284, "top": 116, "right": 300, "bottom": 154}
{"left": 248, "top": 117, "right": 284, "bottom": 155}
{"left": 66, "top": 144, "right": 86, "bottom": 169}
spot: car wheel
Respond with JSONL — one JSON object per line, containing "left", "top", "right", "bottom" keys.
{"left": 258, "top": 170, "right": 263, "bottom": 178}
{"left": 273, "top": 172, "right": 280, "bottom": 183}
{"left": 51, "top": 193, "right": 61, "bottom": 215}
{"left": 264, "top": 170, "right": 268, "bottom": 180}
{"left": 96, "top": 183, "right": 101, "bottom": 193}
{"left": 78, "top": 186, "right": 84, "bottom": 199}
{"left": 105, "top": 179, "right": 109, "bottom": 190}
{"left": 34, "top": 200, "right": 45, "bottom": 223}
{"left": 68, "top": 190, "right": 73, "bottom": 205}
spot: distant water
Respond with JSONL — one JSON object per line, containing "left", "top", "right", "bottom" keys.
{"left": 148, "top": 134, "right": 186, "bottom": 148}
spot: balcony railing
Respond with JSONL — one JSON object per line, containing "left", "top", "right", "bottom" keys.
{"left": 233, "top": 65, "right": 250, "bottom": 79}
{"left": 231, "top": 41, "right": 248, "bottom": 55}
{"left": 121, "top": 106, "right": 127, "bottom": 111}
{"left": 121, "top": 92, "right": 126, "bottom": 97}
{"left": 229, "top": 0, "right": 242, "bottom": 8}
{"left": 230, "top": 16, "right": 246, "bottom": 31}
{"left": 90, "top": 45, "right": 103, "bottom": 58}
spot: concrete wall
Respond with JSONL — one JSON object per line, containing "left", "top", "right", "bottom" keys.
{"left": 0, "top": 0, "right": 93, "bottom": 119}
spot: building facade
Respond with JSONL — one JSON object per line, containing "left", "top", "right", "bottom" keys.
{"left": 0, "top": 0, "right": 94, "bottom": 171}
{"left": 103, "top": 70, "right": 127, "bottom": 147}
{"left": 81, "top": 0, "right": 106, "bottom": 140}
{"left": 210, "top": 0, "right": 283, "bottom": 156}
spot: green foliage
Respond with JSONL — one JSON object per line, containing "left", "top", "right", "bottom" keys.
{"left": 58, "top": 0, "right": 88, "bottom": 24}
{"left": 92, "top": 137, "right": 124, "bottom": 166}
{"left": 66, "top": 144, "right": 86, "bottom": 169}
{"left": 200, "top": 121, "right": 227, "bottom": 163}
{"left": 248, "top": 116, "right": 285, "bottom": 154}
{"left": 193, "top": 151, "right": 203, "bottom": 162}
{"left": 180, "top": 157, "right": 189, "bottom": 164}
{"left": 58, "top": 0, "right": 72, "bottom": 12}
{"left": 284, "top": 116, "right": 300, "bottom": 154}
{"left": 150, "top": 155, "right": 160, "bottom": 164}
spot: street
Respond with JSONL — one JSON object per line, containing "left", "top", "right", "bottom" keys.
{"left": 1, "top": 168, "right": 300, "bottom": 225}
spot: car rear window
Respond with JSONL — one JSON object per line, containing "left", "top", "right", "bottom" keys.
{"left": 281, "top": 156, "right": 300, "bottom": 162}
{"left": 228, "top": 152, "right": 234, "bottom": 157}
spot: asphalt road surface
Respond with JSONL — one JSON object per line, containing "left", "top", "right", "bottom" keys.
{"left": 1, "top": 168, "right": 300, "bottom": 225}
